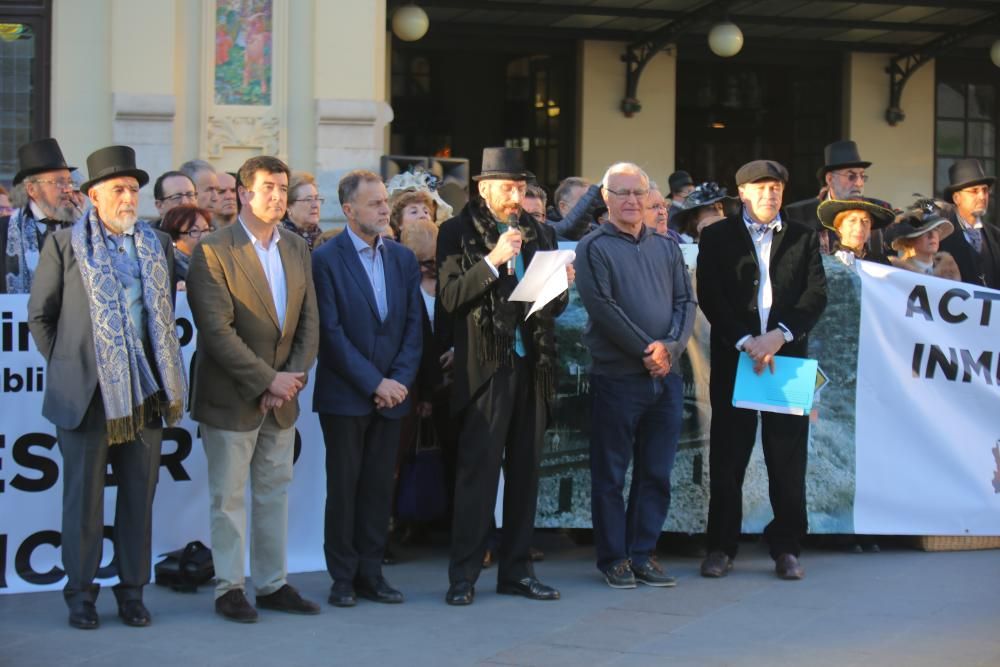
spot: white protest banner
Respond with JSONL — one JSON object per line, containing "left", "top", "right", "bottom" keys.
{"left": 854, "top": 262, "right": 1000, "bottom": 535}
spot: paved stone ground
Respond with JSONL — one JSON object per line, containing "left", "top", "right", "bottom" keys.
{"left": 2, "top": 533, "right": 999, "bottom": 667}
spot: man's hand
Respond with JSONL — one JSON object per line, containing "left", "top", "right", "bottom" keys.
{"left": 268, "top": 372, "right": 305, "bottom": 401}
{"left": 566, "top": 263, "right": 576, "bottom": 286}
{"left": 374, "top": 378, "right": 408, "bottom": 410}
{"left": 743, "top": 330, "right": 785, "bottom": 375}
{"left": 259, "top": 390, "right": 285, "bottom": 414}
{"left": 643, "top": 340, "right": 671, "bottom": 378}
{"left": 439, "top": 348, "right": 454, "bottom": 371}
{"left": 486, "top": 228, "right": 523, "bottom": 269}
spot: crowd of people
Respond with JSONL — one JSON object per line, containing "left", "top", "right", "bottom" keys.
{"left": 1, "top": 134, "right": 996, "bottom": 629}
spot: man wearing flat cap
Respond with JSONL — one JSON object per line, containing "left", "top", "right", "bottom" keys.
{"left": 785, "top": 140, "right": 889, "bottom": 256}
{"left": 696, "top": 159, "right": 827, "bottom": 582}
{"left": 27, "top": 145, "right": 187, "bottom": 629}
{"left": 3, "top": 138, "right": 82, "bottom": 294}
{"left": 437, "top": 147, "right": 571, "bottom": 606}
{"left": 938, "top": 158, "right": 1000, "bottom": 288}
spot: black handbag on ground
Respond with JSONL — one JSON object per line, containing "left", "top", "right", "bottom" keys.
{"left": 154, "top": 540, "right": 215, "bottom": 592}
{"left": 395, "top": 417, "right": 448, "bottom": 523}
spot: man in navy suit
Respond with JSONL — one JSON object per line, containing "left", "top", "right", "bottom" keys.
{"left": 312, "top": 169, "right": 423, "bottom": 608}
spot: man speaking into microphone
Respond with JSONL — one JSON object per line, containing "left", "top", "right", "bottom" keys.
{"left": 437, "top": 147, "right": 574, "bottom": 606}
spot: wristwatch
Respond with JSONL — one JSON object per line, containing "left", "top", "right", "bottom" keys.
{"left": 777, "top": 323, "right": 794, "bottom": 343}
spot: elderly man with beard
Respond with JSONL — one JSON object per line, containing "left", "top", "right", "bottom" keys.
{"left": 186, "top": 155, "right": 320, "bottom": 622}
{"left": 3, "top": 138, "right": 80, "bottom": 294}
{"left": 310, "top": 170, "right": 422, "bottom": 607}
{"left": 28, "top": 145, "right": 187, "bottom": 629}
{"left": 437, "top": 147, "right": 572, "bottom": 606}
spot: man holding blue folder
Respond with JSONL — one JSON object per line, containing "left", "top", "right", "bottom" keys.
{"left": 696, "top": 160, "right": 827, "bottom": 581}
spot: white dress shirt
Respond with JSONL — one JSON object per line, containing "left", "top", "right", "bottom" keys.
{"left": 240, "top": 218, "right": 287, "bottom": 331}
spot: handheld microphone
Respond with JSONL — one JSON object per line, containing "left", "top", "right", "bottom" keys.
{"left": 505, "top": 213, "right": 519, "bottom": 276}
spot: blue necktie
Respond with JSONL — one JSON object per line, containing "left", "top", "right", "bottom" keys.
{"left": 966, "top": 226, "right": 983, "bottom": 254}
{"left": 497, "top": 222, "right": 526, "bottom": 358}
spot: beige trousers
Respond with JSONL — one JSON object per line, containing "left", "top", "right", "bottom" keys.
{"left": 201, "top": 414, "right": 295, "bottom": 599}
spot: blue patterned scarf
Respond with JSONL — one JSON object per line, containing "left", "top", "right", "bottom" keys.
{"left": 71, "top": 210, "right": 187, "bottom": 445}
{"left": 5, "top": 207, "right": 43, "bottom": 294}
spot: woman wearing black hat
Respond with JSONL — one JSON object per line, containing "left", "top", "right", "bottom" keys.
{"left": 884, "top": 200, "right": 961, "bottom": 280}
{"left": 670, "top": 182, "right": 737, "bottom": 243}
{"left": 816, "top": 198, "right": 895, "bottom": 263}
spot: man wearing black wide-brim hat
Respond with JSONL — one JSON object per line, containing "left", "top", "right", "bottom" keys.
{"left": 436, "top": 147, "right": 571, "bottom": 606}
{"left": 938, "top": 158, "right": 1000, "bottom": 287}
{"left": 2, "top": 138, "right": 82, "bottom": 294}
{"left": 27, "top": 145, "right": 186, "bottom": 630}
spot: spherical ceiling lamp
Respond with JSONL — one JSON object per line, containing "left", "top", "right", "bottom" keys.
{"left": 392, "top": 4, "right": 429, "bottom": 42}
{"left": 708, "top": 22, "right": 744, "bottom": 58}
{"left": 991, "top": 39, "right": 1000, "bottom": 68}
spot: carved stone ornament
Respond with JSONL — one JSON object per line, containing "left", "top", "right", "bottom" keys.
{"left": 206, "top": 116, "right": 281, "bottom": 158}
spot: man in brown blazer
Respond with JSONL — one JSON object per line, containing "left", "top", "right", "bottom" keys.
{"left": 186, "top": 155, "right": 319, "bottom": 623}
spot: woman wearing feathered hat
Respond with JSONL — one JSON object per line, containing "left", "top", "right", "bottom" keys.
{"left": 884, "top": 199, "right": 961, "bottom": 280}
{"left": 670, "top": 182, "right": 738, "bottom": 243}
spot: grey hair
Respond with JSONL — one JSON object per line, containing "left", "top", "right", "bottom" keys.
{"left": 648, "top": 179, "right": 660, "bottom": 192}
{"left": 601, "top": 162, "right": 650, "bottom": 190}
{"left": 9, "top": 183, "right": 28, "bottom": 208}
{"left": 179, "top": 159, "right": 217, "bottom": 181}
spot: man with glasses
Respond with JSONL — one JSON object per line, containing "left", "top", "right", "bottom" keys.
{"left": 939, "top": 159, "right": 1000, "bottom": 287}
{"left": 574, "top": 162, "right": 696, "bottom": 590}
{"left": 179, "top": 159, "right": 221, "bottom": 214}
{"left": 438, "top": 147, "right": 571, "bottom": 606}
{"left": 153, "top": 170, "right": 198, "bottom": 222}
{"left": 522, "top": 184, "right": 548, "bottom": 225}
{"left": 785, "top": 140, "right": 882, "bottom": 254}
{"left": 3, "top": 138, "right": 80, "bottom": 294}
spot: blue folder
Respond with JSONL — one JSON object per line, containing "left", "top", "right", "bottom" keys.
{"left": 732, "top": 352, "right": 819, "bottom": 416}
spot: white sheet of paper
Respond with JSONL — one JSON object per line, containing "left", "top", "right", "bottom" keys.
{"left": 507, "top": 249, "right": 576, "bottom": 319}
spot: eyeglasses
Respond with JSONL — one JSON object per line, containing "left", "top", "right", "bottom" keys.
{"left": 958, "top": 185, "right": 993, "bottom": 197}
{"left": 182, "top": 226, "right": 215, "bottom": 238}
{"left": 833, "top": 170, "right": 869, "bottom": 183}
{"left": 0, "top": 205, "right": 14, "bottom": 216}
{"left": 160, "top": 191, "right": 198, "bottom": 203}
{"left": 605, "top": 187, "right": 649, "bottom": 199}
{"left": 31, "top": 179, "right": 75, "bottom": 190}
{"left": 294, "top": 196, "right": 325, "bottom": 205}
{"left": 648, "top": 203, "right": 668, "bottom": 211}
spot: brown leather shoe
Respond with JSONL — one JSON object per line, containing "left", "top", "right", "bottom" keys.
{"left": 482, "top": 549, "right": 494, "bottom": 569}
{"left": 215, "top": 589, "right": 258, "bottom": 623}
{"left": 700, "top": 551, "right": 733, "bottom": 578}
{"left": 256, "top": 584, "right": 321, "bottom": 614}
{"left": 775, "top": 553, "right": 805, "bottom": 580}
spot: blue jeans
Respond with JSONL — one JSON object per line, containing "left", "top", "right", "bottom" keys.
{"left": 589, "top": 372, "right": 683, "bottom": 572}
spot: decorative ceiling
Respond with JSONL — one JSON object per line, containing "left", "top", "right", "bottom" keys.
{"left": 391, "top": 1, "right": 1000, "bottom": 54}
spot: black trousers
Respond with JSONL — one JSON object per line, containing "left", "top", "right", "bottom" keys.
{"left": 56, "top": 390, "right": 162, "bottom": 607}
{"left": 320, "top": 412, "right": 401, "bottom": 583}
{"left": 449, "top": 359, "right": 545, "bottom": 585}
{"left": 705, "top": 387, "right": 809, "bottom": 560}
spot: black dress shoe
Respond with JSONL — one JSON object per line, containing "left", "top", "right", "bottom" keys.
{"left": 328, "top": 581, "right": 357, "bottom": 608}
{"left": 256, "top": 584, "right": 321, "bottom": 615}
{"left": 445, "top": 581, "right": 475, "bottom": 606}
{"left": 215, "top": 589, "right": 259, "bottom": 623}
{"left": 68, "top": 601, "right": 99, "bottom": 630}
{"left": 496, "top": 577, "right": 560, "bottom": 601}
{"left": 117, "top": 600, "right": 152, "bottom": 627}
{"left": 355, "top": 576, "right": 404, "bottom": 604}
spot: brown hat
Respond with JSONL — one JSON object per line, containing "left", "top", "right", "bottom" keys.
{"left": 735, "top": 160, "right": 788, "bottom": 186}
